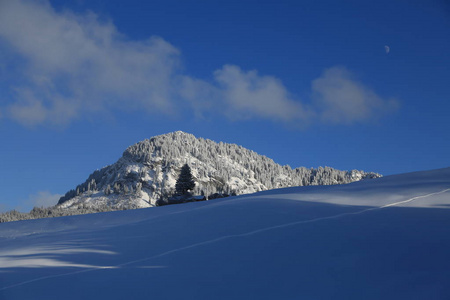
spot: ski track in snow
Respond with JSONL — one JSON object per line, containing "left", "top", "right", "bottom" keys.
{"left": 1, "top": 187, "right": 449, "bottom": 291}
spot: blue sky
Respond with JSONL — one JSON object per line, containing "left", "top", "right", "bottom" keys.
{"left": 0, "top": 0, "right": 449, "bottom": 211}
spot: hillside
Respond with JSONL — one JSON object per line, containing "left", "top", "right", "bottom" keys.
{"left": 57, "top": 131, "right": 380, "bottom": 209}
{"left": 1, "top": 167, "right": 449, "bottom": 299}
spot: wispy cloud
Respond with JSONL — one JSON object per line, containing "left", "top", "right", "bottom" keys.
{"left": 213, "top": 65, "right": 312, "bottom": 123}
{"left": 0, "top": 0, "right": 179, "bottom": 126}
{"left": 27, "top": 191, "right": 62, "bottom": 209}
{"left": 0, "top": 191, "right": 61, "bottom": 213}
{"left": 0, "top": 0, "right": 398, "bottom": 128}
{"left": 312, "top": 66, "right": 399, "bottom": 124}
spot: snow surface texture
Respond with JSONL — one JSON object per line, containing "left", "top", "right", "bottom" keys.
{"left": 57, "top": 131, "right": 380, "bottom": 209}
{"left": 1, "top": 167, "right": 450, "bottom": 299}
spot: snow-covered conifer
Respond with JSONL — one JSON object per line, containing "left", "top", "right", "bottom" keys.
{"left": 175, "top": 164, "right": 196, "bottom": 195}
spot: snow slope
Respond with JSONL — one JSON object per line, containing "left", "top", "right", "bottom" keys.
{"left": 1, "top": 167, "right": 450, "bottom": 299}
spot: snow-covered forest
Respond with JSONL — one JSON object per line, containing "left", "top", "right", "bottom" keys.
{"left": 57, "top": 131, "right": 380, "bottom": 209}
{"left": 0, "top": 131, "right": 381, "bottom": 223}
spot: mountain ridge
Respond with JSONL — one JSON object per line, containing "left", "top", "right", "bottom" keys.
{"left": 57, "top": 131, "right": 381, "bottom": 209}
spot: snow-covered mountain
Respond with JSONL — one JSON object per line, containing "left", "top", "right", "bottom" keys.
{"left": 1, "top": 168, "right": 450, "bottom": 299}
{"left": 57, "top": 131, "right": 380, "bottom": 209}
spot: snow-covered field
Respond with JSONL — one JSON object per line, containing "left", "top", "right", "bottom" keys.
{"left": 1, "top": 168, "right": 450, "bottom": 299}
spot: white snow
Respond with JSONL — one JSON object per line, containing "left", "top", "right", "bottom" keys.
{"left": 61, "top": 132, "right": 380, "bottom": 209}
{"left": 1, "top": 167, "right": 450, "bottom": 299}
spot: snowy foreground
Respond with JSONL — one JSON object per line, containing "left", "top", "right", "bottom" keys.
{"left": 1, "top": 168, "right": 450, "bottom": 299}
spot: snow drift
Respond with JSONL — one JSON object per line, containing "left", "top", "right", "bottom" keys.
{"left": 1, "top": 167, "right": 449, "bottom": 299}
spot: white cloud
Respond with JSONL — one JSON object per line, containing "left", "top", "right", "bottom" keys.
{"left": 27, "top": 191, "right": 62, "bottom": 208}
{"left": 213, "top": 65, "right": 311, "bottom": 123}
{"left": 312, "top": 66, "right": 399, "bottom": 124}
{"left": 8, "top": 87, "right": 81, "bottom": 127}
{"left": 178, "top": 75, "right": 220, "bottom": 118}
{"left": 0, "top": 191, "right": 61, "bottom": 213}
{"left": 0, "top": 0, "right": 180, "bottom": 126}
{"left": 179, "top": 65, "right": 313, "bottom": 125}
{"left": 0, "top": 1, "right": 398, "bottom": 128}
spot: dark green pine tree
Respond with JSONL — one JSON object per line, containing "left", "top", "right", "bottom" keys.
{"left": 175, "top": 164, "right": 196, "bottom": 195}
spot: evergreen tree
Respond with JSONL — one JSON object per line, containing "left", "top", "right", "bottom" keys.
{"left": 175, "top": 164, "right": 195, "bottom": 195}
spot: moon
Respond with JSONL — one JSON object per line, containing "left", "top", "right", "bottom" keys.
{"left": 385, "top": 45, "right": 390, "bottom": 54}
